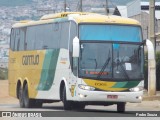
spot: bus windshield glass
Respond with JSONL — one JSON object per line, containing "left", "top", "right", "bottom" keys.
{"left": 79, "top": 24, "right": 142, "bottom": 42}
{"left": 79, "top": 25, "right": 144, "bottom": 81}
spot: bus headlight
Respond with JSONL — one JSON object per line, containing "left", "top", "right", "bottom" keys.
{"left": 78, "top": 84, "right": 95, "bottom": 91}
{"left": 129, "top": 86, "right": 144, "bottom": 92}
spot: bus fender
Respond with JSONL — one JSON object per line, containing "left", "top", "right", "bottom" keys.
{"left": 60, "top": 77, "right": 70, "bottom": 100}
{"left": 23, "top": 77, "right": 31, "bottom": 97}
{"left": 16, "top": 78, "right": 23, "bottom": 88}
{"left": 16, "top": 78, "right": 23, "bottom": 98}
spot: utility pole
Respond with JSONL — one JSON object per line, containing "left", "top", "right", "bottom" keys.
{"left": 64, "top": 0, "right": 67, "bottom": 12}
{"left": 105, "top": 0, "right": 108, "bottom": 15}
{"left": 148, "top": 0, "right": 156, "bottom": 96}
{"left": 80, "top": 0, "right": 83, "bottom": 12}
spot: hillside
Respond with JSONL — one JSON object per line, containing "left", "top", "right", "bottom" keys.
{"left": 0, "top": 0, "right": 160, "bottom": 7}
{"left": 0, "top": 0, "right": 32, "bottom": 6}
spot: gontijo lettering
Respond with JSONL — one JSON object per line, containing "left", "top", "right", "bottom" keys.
{"left": 22, "top": 55, "right": 39, "bottom": 65}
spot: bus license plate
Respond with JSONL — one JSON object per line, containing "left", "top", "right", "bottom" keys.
{"left": 107, "top": 95, "right": 118, "bottom": 99}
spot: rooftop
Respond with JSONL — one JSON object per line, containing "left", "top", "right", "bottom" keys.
{"left": 12, "top": 12, "right": 141, "bottom": 28}
{"left": 141, "top": 2, "right": 160, "bottom": 6}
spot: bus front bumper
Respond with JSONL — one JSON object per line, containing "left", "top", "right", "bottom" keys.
{"left": 77, "top": 89, "right": 143, "bottom": 103}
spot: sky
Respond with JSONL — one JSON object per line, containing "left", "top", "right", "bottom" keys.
{"left": 0, "top": 0, "right": 160, "bottom": 7}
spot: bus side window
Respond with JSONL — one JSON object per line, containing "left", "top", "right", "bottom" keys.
{"left": 19, "top": 27, "right": 26, "bottom": 51}
{"left": 14, "top": 29, "right": 20, "bottom": 51}
{"left": 69, "top": 22, "right": 78, "bottom": 76}
{"left": 54, "top": 22, "right": 59, "bottom": 31}
{"left": 26, "top": 26, "right": 36, "bottom": 50}
{"left": 60, "top": 22, "right": 69, "bottom": 49}
{"left": 73, "top": 58, "right": 78, "bottom": 76}
{"left": 10, "top": 29, "right": 15, "bottom": 51}
{"left": 17, "top": 39, "right": 20, "bottom": 51}
{"left": 35, "top": 25, "right": 44, "bottom": 50}
{"left": 52, "top": 23, "right": 60, "bottom": 49}
{"left": 42, "top": 24, "right": 54, "bottom": 49}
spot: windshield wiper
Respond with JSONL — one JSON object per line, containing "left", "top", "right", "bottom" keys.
{"left": 96, "top": 50, "right": 111, "bottom": 79}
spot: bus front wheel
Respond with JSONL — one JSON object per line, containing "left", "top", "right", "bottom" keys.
{"left": 72, "top": 102, "right": 85, "bottom": 110}
{"left": 62, "top": 86, "right": 72, "bottom": 110}
{"left": 117, "top": 102, "right": 126, "bottom": 113}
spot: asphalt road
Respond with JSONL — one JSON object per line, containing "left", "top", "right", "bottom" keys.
{"left": 0, "top": 102, "right": 160, "bottom": 117}
{"left": 0, "top": 81, "right": 160, "bottom": 118}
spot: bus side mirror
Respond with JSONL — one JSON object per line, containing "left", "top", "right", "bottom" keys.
{"left": 73, "top": 36, "right": 80, "bottom": 57}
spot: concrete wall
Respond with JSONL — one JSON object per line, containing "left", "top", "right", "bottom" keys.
{"left": 158, "top": 20, "right": 160, "bottom": 33}
{"left": 130, "top": 12, "right": 150, "bottom": 40}
{"left": 127, "top": 0, "right": 141, "bottom": 17}
{"left": 130, "top": 12, "right": 159, "bottom": 39}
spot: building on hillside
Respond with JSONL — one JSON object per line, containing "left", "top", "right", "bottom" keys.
{"left": 0, "top": 41, "right": 9, "bottom": 68}
{"left": 90, "top": 7, "right": 121, "bottom": 16}
{"left": 127, "top": 0, "right": 160, "bottom": 44}
{"left": 82, "top": 1, "right": 160, "bottom": 46}
{"left": 116, "top": 6, "right": 127, "bottom": 18}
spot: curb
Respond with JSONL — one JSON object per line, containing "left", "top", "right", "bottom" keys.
{"left": 143, "top": 91, "right": 160, "bottom": 101}
{"left": 143, "top": 95, "right": 160, "bottom": 101}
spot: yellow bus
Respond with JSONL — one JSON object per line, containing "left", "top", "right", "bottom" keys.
{"left": 9, "top": 12, "right": 144, "bottom": 112}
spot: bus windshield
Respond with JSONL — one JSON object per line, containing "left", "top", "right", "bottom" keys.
{"left": 79, "top": 24, "right": 142, "bottom": 42}
{"left": 79, "top": 25, "right": 144, "bottom": 81}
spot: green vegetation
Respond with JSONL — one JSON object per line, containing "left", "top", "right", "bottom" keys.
{"left": 0, "top": 0, "right": 32, "bottom": 6}
{"left": 0, "top": 68, "right": 8, "bottom": 80}
{"left": 144, "top": 52, "right": 160, "bottom": 90}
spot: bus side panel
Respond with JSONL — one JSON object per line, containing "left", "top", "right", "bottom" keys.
{"left": 9, "top": 48, "right": 76, "bottom": 100}
{"left": 35, "top": 48, "right": 71, "bottom": 100}
{"left": 8, "top": 49, "right": 46, "bottom": 98}
{"left": 8, "top": 49, "right": 19, "bottom": 97}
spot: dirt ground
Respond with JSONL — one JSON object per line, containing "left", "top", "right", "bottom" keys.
{"left": 0, "top": 80, "right": 18, "bottom": 104}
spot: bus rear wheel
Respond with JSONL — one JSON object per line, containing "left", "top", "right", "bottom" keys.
{"left": 62, "top": 86, "right": 72, "bottom": 110}
{"left": 117, "top": 102, "right": 126, "bottom": 113}
{"left": 18, "top": 87, "right": 25, "bottom": 108}
{"left": 23, "top": 84, "right": 35, "bottom": 108}
{"left": 34, "top": 101, "right": 43, "bottom": 108}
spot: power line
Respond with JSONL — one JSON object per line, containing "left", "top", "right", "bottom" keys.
{"left": 64, "top": 0, "right": 67, "bottom": 12}
{"left": 106, "top": 0, "right": 109, "bottom": 15}
{"left": 76, "top": 1, "right": 80, "bottom": 11}
{"left": 80, "top": 0, "right": 83, "bottom": 12}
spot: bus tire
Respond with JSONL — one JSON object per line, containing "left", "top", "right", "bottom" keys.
{"left": 62, "top": 86, "right": 72, "bottom": 110}
{"left": 34, "top": 101, "right": 43, "bottom": 108}
{"left": 23, "top": 84, "right": 34, "bottom": 108}
{"left": 18, "top": 87, "right": 25, "bottom": 108}
{"left": 72, "top": 102, "right": 85, "bottom": 111}
{"left": 117, "top": 102, "right": 126, "bottom": 113}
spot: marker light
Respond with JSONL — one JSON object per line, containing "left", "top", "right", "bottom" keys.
{"left": 78, "top": 93, "right": 87, "bottom": 98}
{"left": 136, "top": 96, "right": 142, "bottom": 100}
